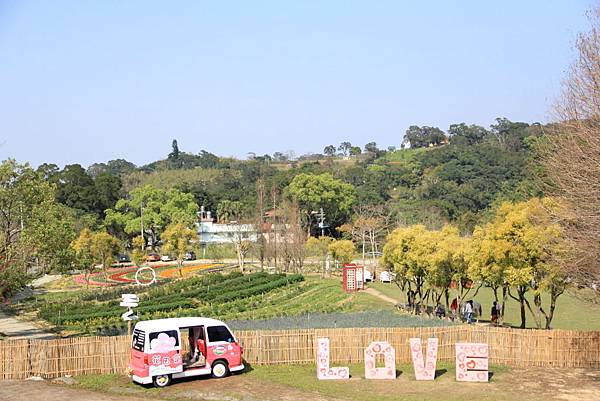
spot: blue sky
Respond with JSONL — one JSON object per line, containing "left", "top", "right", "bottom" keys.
{"left": 0, "top": 0, "right": 593, "bottom": 167}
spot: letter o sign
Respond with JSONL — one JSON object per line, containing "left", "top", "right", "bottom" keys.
{"left": 364, "top": 341, "right": 395, "bottom": 379}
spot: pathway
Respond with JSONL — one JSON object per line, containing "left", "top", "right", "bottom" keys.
{"left": 364, "top": 287, "right": 398, "bottom": 305}
{"left": 0, "top": 308, "right": 56, "bottom": 339}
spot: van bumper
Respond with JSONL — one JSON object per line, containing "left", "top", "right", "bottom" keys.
{"left": 132, "top": 374, "right": 153, "bottom": 385}
{"left": 230, "top": 363, "right": 245, "bottom": 373}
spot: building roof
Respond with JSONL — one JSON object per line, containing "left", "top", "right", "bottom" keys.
{"left": 134, "top": 316, "right": 226, "bottom": 332}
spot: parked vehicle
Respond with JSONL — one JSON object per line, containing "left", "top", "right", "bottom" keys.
{"left": 184, "top": 251, "right": 196, "bottom": 261}
{"left": 160, "top": 255, "right": 173, "bottom": 262}
{"left": 146, "top": 253, "right": 160, "bottom": 262}
{"left": 128, "top": 317, "right": 244, "bottom": 387}
{"left": 364, "top": 270, "right": 373, "bottom": 282}
{"left": 379, "top": 271, "right": 393, "bottom": 283}
{"left": 118, "top": 254, "right": 131, "bottom": 264}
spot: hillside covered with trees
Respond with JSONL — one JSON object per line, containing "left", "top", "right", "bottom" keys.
{"left": 1, "top": 117, "right": 543, "bottom": 296}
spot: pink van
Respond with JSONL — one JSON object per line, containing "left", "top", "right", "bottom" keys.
{"left": 128, "top": 317, "right": 244, "bottom": 387}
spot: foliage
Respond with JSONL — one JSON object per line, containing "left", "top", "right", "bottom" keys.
{"left": 403, "top": 125, "right": 447, "bottom": 148}
{"left": 90, "top": 231, "right": 120, "bottom": 276}
{"left": 328, "top": 239, "right": 355, "bottom": 264}
{"left": 162, "top": 223, "right": 198, "bottom": 275}
{"left": 287, "top": 173, "right": 356, "bottom": 234}
{"left": 71, "top": 228, "right": 94, "bottom": 280}
{"left": 104, "top": 185, "right": 198, "bottom": 246}
{"left": 468, "top": 198, "right": 565, "bottom": 328}
{"left": 382, "top": 199, "right": 565, "bottom": 327}
{"left": 130, "top": 235, "right": 146, "bottom": 267}
{"left": 0, "top": 160, "right": 77, "bottom": 296}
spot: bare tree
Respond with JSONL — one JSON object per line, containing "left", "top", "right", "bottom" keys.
{"left": 538, "top": 9, "right": 600, "bottom": 290}
{"left": 341, "top": 204, "right": 393, "bottom": 274}
{"left": 279, "top": 201, "right": 307, "bottom": 273}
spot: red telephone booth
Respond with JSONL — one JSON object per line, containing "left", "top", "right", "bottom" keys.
{"left": 343, "top": 264, "right": 364, "bottom": 292}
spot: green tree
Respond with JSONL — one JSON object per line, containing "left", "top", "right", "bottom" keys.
{"left": 323, "top": 145, "right": 337, "bottom": 157}
{"left": 169, "top": 139, "right": 180, "bottom": 160}
{"left": 131, "top": 235, "right": 146, "bottom": 268}
{"left": 286, "top": 173, "right": 356, "bottom": 235}
{"left": 338, "top": 142, "right": 352, "bottom": 157}
{"left": 306, "top": 236, "right": 333, "bottom": 277}
{"left": 23, "top": 203, "right": 77, "bottom": 274}
{"left": 71, "top": 228, "right": 95, "bottom": 286}
{"left": 91, "top": 231, "right": 120, "bottom": 279}
{"left": 0, "top": 160, "right": 66, "bottom": 297}
{"left": 55, "top": 164, "right": 97, "bottom": 213}
{"left": 328, "top": 239, "right": 355, "bottom": 265}
{"left": 381, "top": 225, "right": 432, "bottom": 309}
{"left": 448, "top": 123, "right": 488, "bottom": 145}
{"left": 349, "top": 146, "right": 362, "bottom": 156}
{"left": 364, "top": 142, "right": 379, "bottom": 153}
{"left": 217, "top": 200, "right": 244, "bottom": 223}
{"left": 161, "top": 223, "right": 198, "bottom": 277}
{"left": 104, "top": 185, "right": 198, "bottom": 248}
{"left": 93, "top": 172, "right": 122, "bottom": 218}
{"left": 403, "top": 126, "right": 447, "bottom": 148}
{"left": 468, "top": 199, "right": 565, "bottom": 328}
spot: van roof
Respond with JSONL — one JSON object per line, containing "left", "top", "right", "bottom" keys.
{"left": 133, "top": 317, "right": 227, "bottom": 332}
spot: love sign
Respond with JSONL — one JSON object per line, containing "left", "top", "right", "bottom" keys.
{"left": 409, "top": 338, "right": 438, "bottom": 380}
{"left": 364, "top": 341, "right": 396, "bottom": 379}
{"left": 455, "top": 343, "right": 489, "bottom": 382}
{"left": 316, "top": 338, "right": 349, "bottom": 380}
{"left": 316, "top": 338, "right": 489, "bottom": 382}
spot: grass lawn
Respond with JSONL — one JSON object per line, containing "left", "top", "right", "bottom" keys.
{"left": 250, "top": 362, "right": 521, "bottom": 401}
{"left": 368, "top": 281, "right": 600, "bottom": 331}
{"left": 73, "top": 362, "right": 582, "bottom": 401}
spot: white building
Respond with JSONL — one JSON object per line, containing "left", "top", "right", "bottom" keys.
{"left": 196, "top": 207, "right": 257, "bottom": 245}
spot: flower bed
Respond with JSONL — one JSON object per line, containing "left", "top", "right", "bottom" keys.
{"left": 72, "top": 263, "right": 224, "bottom": 286}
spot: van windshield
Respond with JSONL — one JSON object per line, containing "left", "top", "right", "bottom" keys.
{"left": 207, "top": 325, "right": 234, "bottom": 343}
{"left": 132, "top": 328, "right": 145, "bottom": 352}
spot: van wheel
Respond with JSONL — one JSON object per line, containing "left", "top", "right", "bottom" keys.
{"left": 152, "top": 374, "right": 171, "bottom": 388}
{"left": 211, "top": 361, "right": 229, "bottom": 378}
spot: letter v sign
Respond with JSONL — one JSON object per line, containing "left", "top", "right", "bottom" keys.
{"left": 409, "top": 338, "right": 439, "bottom": 380}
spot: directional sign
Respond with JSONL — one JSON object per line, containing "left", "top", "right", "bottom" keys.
{"left": 121, "top": 310, "right": 139, "bottom": 321}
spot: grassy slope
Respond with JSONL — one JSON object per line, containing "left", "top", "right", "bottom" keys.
{"left": 369, "top": 282, "right": 600, "bottom": 331}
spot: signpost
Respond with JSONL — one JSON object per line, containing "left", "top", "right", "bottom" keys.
{"left": 121, "top": 293, "right": 139, "bottom": 335}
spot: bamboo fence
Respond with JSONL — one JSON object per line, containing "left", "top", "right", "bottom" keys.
{"left": 1, "top": 326, "right": 599, "bottom": 380}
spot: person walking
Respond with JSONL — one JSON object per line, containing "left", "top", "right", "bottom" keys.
{"left": 491, "top": 301, "right": 499, "bottom": 326}
{"left": 464, "top": 300, "right": 474, "bottom": 324}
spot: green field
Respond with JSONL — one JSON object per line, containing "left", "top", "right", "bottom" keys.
{"left": 14, "top": 273, "right": 404, "bottom": 336}
{"left": 369, "top": 281, "right": 600, "bottom": 331}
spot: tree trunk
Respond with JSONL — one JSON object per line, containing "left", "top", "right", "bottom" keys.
{"left": 519, "top": 295, "right": 526, "bottom": 329}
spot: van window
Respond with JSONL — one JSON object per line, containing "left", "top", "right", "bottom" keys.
{"left": 132, "top": 329, "right": 145, "bottom": 351}
{"left": 148, "top": 330, "right": 180, "bottom": 350}
{"left": 207, "top": 325, "right": 234, "bottom": 343}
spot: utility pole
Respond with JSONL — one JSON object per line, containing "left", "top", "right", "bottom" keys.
{"left": 140, "top": 201, "right": 144, "bottom": 244}
{"left": 317, "top": 207, "right": 328, "bottom": 237}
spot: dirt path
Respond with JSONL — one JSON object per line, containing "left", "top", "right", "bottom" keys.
{"left": 0, "top": 375, "right": 345, "bottom": 401}
{"left": 0, "top": 381, "right": 147, "bottom": 401}
{"left": 0, "top": 308, "right": 56, "bottom": 339}
{"left": 364, "top": 287, "right": 398, "bottom": 305}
